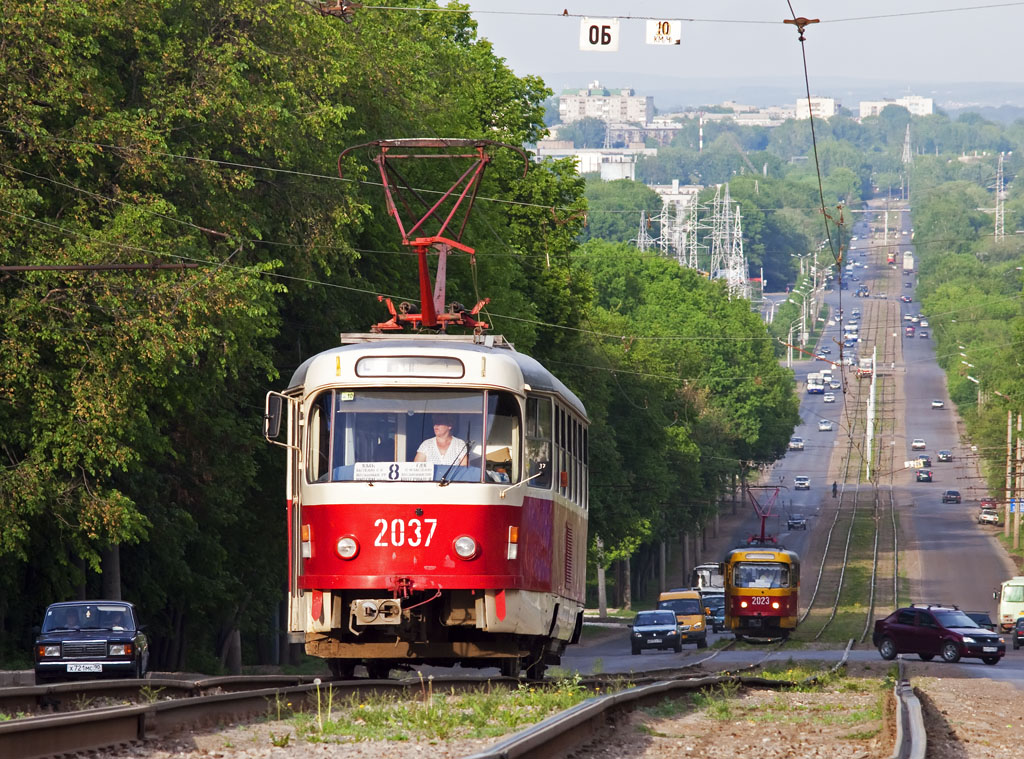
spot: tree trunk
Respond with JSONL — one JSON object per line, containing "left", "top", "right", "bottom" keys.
{"left": 659, "top": 541, "right": 666, "bottom": 593}
{"left": 622, "top": 557, "right": 632, "bottom": 611}
{"left": 101, "top": 545, "right": 121, "bottom": 600}
{"left": 221, "top": 628, "right": 242, "bottom": 675}
{"left": 681, "top": 532, "right": 691, "bottom": 588}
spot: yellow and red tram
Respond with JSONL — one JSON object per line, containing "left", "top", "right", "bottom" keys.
{"left": 723, "top": 545, "right": 800, "bottom": 640}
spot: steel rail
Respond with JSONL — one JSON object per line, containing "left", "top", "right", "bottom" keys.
{"left": 0, "top": 674, "right": 322, "bottom": 715}
{"left": 806, "top": 212, "right": 900, "bottom": 642}
{"left": 466, "top": 642, "right": 855, "bottom": 759}
{"left": 0, "top": 675, "right": 503, "bottom": 759}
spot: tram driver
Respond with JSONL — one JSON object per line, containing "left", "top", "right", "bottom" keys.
{"left": 414, "top": 415, "right": 469, "bottom": 466}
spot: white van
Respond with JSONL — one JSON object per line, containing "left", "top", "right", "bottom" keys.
{"left": 996, "top": 577, "right": 1024, "bottom": 630}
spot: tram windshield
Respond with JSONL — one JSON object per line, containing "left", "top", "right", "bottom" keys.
{"left": 732, "top": 562, "right": 790, "bottom": 589}
{"left": 306, "top": 389, "right": 520, "bottom": 484}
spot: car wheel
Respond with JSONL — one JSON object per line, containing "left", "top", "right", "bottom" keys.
{"left": 674, "top": 641, "right": 683, "bottom": 653}
{"left": 878, "top": 637, "right": 897, "bottom": 660}
{"left": 631, "top": 644, "right": 641, "bottom": 656}
{"left": 941, "top": 642, "right": 961, "bottom": 663}
{"left": 696, "top": 638, "right": 708, "bottom": 649}
{"left": 1013, "top": 638, "right": 1020, "bottom": 650}
{"left": 918, "top": 653, "right": 934, "bottom": 661}
{"left": 982, "top": 656, "right": 1000, "bottom": 665}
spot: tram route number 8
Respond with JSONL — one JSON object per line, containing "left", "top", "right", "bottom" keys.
{"left": 579, "top": 18, "right": 619, "bottom": 52}
{"left": 374, "top": 518, "right": 438, "bottom": 548}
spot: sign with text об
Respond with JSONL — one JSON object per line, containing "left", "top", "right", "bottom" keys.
{"left": 579, "top": 18, "right": 620, "bottom": 51}
{"left": 646, "top": 19, "right": 681, "bottom": 45}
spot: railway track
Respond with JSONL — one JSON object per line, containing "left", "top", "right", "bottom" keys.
{"left": 0, "top": 633, "right": 798, "bottom": 759}
{"left": 0, "top": 673, "right": 525, "bottom": 759}
{"left": 798, "top": 214, "right": 903, "bottom": 643}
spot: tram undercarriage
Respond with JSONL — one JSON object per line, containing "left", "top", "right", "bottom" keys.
{"left": 299, "top": 587, "right": 582, "bottom": 680}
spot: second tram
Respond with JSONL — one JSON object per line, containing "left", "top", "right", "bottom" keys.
{"left": 723, "top": 545, "right": 800, "bottom": 640}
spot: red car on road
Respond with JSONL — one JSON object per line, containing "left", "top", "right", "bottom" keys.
{"left": 874, "top": 604, "right": 1005, "bottom": 664}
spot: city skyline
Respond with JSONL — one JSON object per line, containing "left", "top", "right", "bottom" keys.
{"left": 465, "top": 1, "right": 1024, "bottom": 102}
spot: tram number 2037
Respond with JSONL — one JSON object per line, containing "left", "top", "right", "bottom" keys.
{"left": 373, "top": 518, "right": 438, "bottom": 548}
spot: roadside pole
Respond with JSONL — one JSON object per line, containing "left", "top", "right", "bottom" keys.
{"left": 866, "top": 346, "right": 877, "bottom": 481}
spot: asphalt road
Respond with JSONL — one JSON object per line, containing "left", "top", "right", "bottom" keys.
{"left": 563, "top": 206, "right": 1022, "bottom": 683}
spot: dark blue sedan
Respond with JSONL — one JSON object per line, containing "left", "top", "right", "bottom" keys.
{"left": 34, "top": 601, "right": 149, "bottom": 684}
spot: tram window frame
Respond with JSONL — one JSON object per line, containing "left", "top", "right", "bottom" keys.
{"left": 525, "top": 396, "right": 553, "bottom": 489}
{"left": 483, "top": 390, "right": 521, "bottom": 484}
{"left": 304, "top": 388, "right": 509, "bottom": 484}
{"left": 307, "top": 392, "right": 333, "bottom": 482}
{"left": 582, "top": 427, "right": 589, "bottom": 509}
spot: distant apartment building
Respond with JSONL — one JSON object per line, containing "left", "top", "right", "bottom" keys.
{"left": 606, "top": 122, "right": 681, "bottom": 146}
{"left": 533, "top": 139, "right": 657, "bottom": 181}
{"left": 795, "top": 97, "right": 838, "bottom": 120}
{"left": 859, "top": 95, "right": 934, "bottom": 118}
{"left": 660, "top": 104, "right": 795, "bottom": 128}
{"left": 558, "top": 81, "right": 654, "bottom": 125}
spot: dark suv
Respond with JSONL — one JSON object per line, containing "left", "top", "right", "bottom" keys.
{"left": 34, "top": 601, "right": 149, "bottom": 684}
{"left": 873, "top": 604, "right": 1004, "bottom": 664}
{"left": 1012, "top": 618, "right": 1024, "bottom": 650}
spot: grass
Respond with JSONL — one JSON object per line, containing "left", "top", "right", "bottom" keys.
{"left": 285, "top": 672, "right": 617, "bottom": 744}
{"left": 690, "top": 681, "right": 739, "bottom": 720}
{"left": 791, "top": 497, "right": 884, "bottom": 644}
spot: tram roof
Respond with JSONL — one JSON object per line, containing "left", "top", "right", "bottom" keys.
{"left": 286, "top": 335, "right": 586, "bottom": 418}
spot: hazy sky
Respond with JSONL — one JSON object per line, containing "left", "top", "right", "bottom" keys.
{"left": 464, "top": 1, "right": 1024, "bottom": 93}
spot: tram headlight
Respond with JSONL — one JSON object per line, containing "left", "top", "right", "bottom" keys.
{"left": 453, "top": 535, "right": 478, "bottom": 559}
{"left": 336, "top": 536, "right": 359, "bottom": 560}
{"left": 740, "top": 601, "right": 748, "bottom": 609}
{"left": 772, "top": 601, "right": 780, "bottom": 609}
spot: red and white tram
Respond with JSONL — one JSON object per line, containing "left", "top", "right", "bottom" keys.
{"left": 265, "top": 333, "right": 588, "bottom": 679}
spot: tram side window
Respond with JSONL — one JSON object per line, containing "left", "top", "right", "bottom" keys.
{"left": 484, "top": 391, "right": 520, "bottom": 483}
{"left": 561, "top": 407, "right": 569, "bottom": 497}
{"left": 526, "top": 397, "right": 552, "bottom": 489}
{"left": 582, "top": 427, "right": 589, "bottom": 509}
{"left": 307, "top": 393, "right": 333, "bottom": 482}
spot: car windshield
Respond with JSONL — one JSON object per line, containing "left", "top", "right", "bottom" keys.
{"left": 658, "top": 598, "right": 702, "bottom": 615}
{"left": 733, "top": 562, "right": 790, "bottom": 588}
{"left": 933, "top": 610, "right": 979, "bottom": 628}
{"left": 42, "top": 603, "right": 134, "bottom": 632}
{"left": 1004, "top": 584, "right": 1024, "bottom": 603}
{"left": 703, "top": 596, "right": 725, "bottom": 611}
{"left": 635, "top": 611, "right": 676, "bottom": 626}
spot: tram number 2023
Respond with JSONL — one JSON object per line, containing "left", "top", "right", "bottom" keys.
{"left": 749, "top": 596, "right": 772, "bottom": 606}
{"left": 373, "top": 518, "right": 438, "bottom": 548}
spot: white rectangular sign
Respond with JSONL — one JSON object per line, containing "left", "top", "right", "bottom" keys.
{"left": 353, "top": 462, "right": 434, "bottom": 482}
{"left": 579, "top": 18, "right": 620, "bottom": 52}
{"left": 646, "top": 19, "right": 681, "bottom": 45}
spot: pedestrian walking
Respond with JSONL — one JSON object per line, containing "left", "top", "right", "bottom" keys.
{"left": 832, "top": 481, "right": 838, "bottom": 498}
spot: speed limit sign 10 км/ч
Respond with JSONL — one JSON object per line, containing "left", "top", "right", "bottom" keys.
{"left": 579, "top": 18, "right": 619, "bottom": 52}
